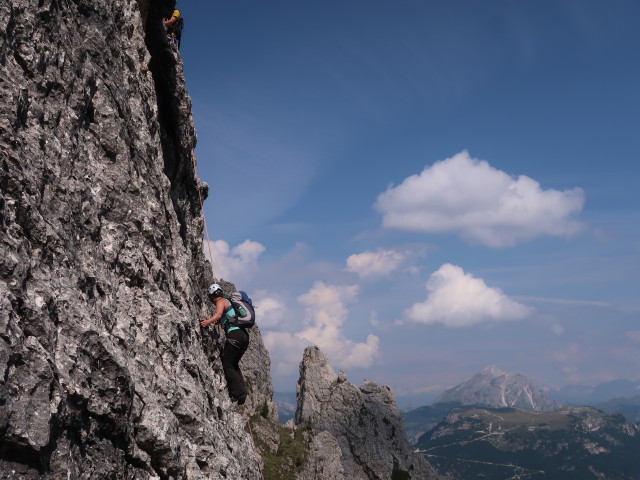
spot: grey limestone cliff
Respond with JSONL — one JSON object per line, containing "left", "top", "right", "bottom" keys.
{"left": 295, "top": 346, "right": 440, "bottom": 480}
{"left": 0, "top": 0, "right": 270, "bottom": 478}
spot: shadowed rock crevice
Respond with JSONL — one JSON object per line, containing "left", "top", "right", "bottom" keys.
{"left": 144, "top": 1, "right": 200, "bottom": 249}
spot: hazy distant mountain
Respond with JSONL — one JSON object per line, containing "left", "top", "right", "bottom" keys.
{"left": 434, "top": 365, "right": 560, "bottom": 411}
{"left": 416, "top": 406, "right": 640, "bottom": 480}
{"left": 273, "top": 391, "right": 297, "bottom": 423}
{"left": 395, "top": 390, "right": 445, "bottom": 412}
{"left": 402, "top": 402, "right": 460, "bottom": 444}
{"left": 549, "top": 379, "right": 640, "bottom": 405}
{"left": 595, "top": 395, "right": 640, "bottom": 423}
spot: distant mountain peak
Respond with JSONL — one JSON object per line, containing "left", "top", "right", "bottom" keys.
{"left": 480, "top": 365, "right": 506, "bottom": 376}
{"left": 435, "top": 366, "right": 559, "bottom": 411}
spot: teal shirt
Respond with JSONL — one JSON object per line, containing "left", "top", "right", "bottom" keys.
{"left": 220, "top": 298, "right": 240, "bottom": 333}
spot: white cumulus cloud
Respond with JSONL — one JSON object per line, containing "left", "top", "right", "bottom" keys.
{"left": 262, "top": 331, "right": 309, "bottom": 377}
{"left": 263, "top": 281, "right": 379, "bottom": 373}
{"left": 205, "top": 239, "right": 265, "bottom": 284}
{"left": 402, "top": 264, "right": 533, "bottom": 327}
{"left": 345, "top": 249, "right": 407, "bottom": 278}
{"left": 251, "top": 290, "right": 286, "bottom": 329}
{"left": 375, "top": 151, "right": 585, "bottom": 247}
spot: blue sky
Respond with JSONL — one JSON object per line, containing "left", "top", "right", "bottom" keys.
{"left": 178, "top": 0, "right": 640, "bottom": 397}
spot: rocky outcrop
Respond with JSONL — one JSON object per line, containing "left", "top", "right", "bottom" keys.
{"left": 0, "top": 0, "right": 267, "bottom": 478}
{"left": 295, "top": 346, "right": 440, "bottom": 480}
{"left": 434, "top": 365, "right": 560, "bottom": 411}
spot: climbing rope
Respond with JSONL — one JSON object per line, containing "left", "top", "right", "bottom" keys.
{"left": 190, "top": 149, "right": 216, "bottom": 280}
{"left": 191, "top": 149, "right": 221, "bottom": 340}
{"left": 243, "top": 406, "right": 265, "bottom": 480}
{"left": 190, "top": 150, "right": 264, "bottom": 479}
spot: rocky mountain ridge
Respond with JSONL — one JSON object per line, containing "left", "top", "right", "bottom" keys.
{"left": 595, "top": 395, "right": 640, "bottom": 423}
{"left": 415, "top": 405, "right": 640, "bottom": 480}
{"left": 434, "top": 365, "right": 559, "bottom": 411}
{"left": 402, "top": 402, "right": 460, "bottom": 445}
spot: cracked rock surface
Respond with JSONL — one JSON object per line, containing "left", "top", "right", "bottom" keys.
{"left": 295, "top": 346, "right": 440, "bottom": 480}
{"left": 0, "top": 0, "right": 268, "bottom": 478}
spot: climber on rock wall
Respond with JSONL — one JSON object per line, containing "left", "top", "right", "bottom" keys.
{"left": 164, "top": 6, "right": 183, "bottom": 48}
{"left": 200, "top": 283, "right": 250, "bottom": 406}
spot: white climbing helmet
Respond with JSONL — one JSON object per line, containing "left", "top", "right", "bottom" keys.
{"left": 207, "top": 283, "right": 222, "bottom": 296}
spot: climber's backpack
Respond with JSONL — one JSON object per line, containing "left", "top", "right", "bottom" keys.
{"left": 228, "top": 291, "right": 256, "bottom": 329}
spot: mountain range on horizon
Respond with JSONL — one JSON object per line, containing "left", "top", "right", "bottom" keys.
{"left": 277, "top": 367, "right": 640, "bottom": 425}
{"left": 415, "top": 405, "right": 640, "bottom": 480}
{"left": 433, "top": 365, "right": 560, "bottom": 411}
{"left": 548, "top": 379, "right": 640, "bottom": 405}
{"left": 406, "top": 368, "right": 640, "bottom": 479}
{"left": 397, "top": 366, "right": 640, "bottom": 445}
{"left": 393, "top": 372, "right": 640, "bottom": 411}
{"left": 401, "top": 365, "right": 559, "bottom": 445}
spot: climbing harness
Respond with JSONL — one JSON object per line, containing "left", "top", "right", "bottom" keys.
{"left": 190, "top": 149, "right": 216, "bottom": 279}
{"left": 243, "top": 406, "right": 265, "bottom": 480}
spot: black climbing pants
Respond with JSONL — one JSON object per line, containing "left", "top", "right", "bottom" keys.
{"left": 221, "top": 328, "right": 249, "bottom": 400}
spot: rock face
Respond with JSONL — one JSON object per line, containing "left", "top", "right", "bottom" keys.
{"left": 0, "top": 1, "right": 269, "bottom": 478}
{"left": 434, "top": 365, "right": 560, "bottom": 411}
{"left": 295, "top": 346, "right": 440, "bottom": 480}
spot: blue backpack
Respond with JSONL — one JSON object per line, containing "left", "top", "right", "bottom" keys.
{"left": 228, "top": 291, "right": 256, "bottom": 329}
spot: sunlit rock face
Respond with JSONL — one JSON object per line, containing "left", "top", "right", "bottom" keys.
{"left": 0, "top": 1, "right": 268, "bottom": 478}
{"left": 295, "top": 346, "right": 441, "bottom": 480}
